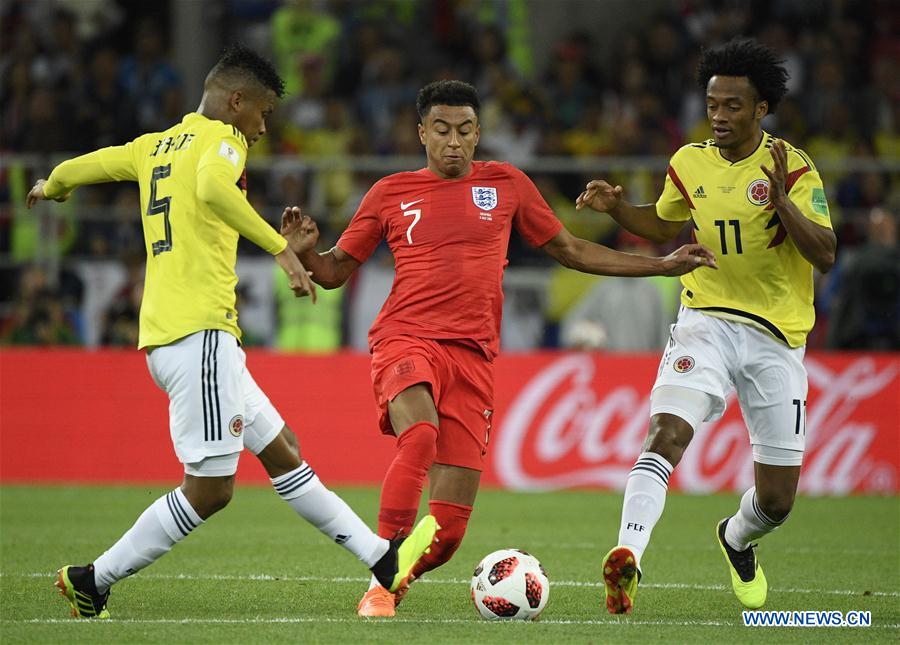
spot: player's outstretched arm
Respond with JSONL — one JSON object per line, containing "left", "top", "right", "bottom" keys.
{"left": 25, "top": 145, "right": 137, "bottom": 208}
{"left": 542, "top": 228, "right": 717, "bottom": 277}
{"left": 576, "top": 179, "right": 684, "bottom": 243}
{"left": 281, "top": 206, "right": 360, "bottom": 289}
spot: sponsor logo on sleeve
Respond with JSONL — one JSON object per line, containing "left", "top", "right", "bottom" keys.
{"left": 218, "top": 141, "right": 240, "bottom": 167}
{"left": 811, "top": 187, "right": 830, "bottom": 216}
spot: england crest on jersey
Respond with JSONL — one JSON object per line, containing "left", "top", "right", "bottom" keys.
{"left": 472, "top": 186, "right": 498, "bottom": 211}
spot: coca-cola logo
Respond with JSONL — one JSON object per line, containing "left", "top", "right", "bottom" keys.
{"left": 494, "top": 354, "right": 899, "bottom": 494}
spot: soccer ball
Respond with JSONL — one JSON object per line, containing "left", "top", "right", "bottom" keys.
{"left": 470, "top": 548, "right": 549, "bottom": 620}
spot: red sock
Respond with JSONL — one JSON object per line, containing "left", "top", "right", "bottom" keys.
{"left": 377, "top": 422, "right": 438, "bottom": 539}
{"left": 411, "top": 499, "right": 473, "bottom": 578}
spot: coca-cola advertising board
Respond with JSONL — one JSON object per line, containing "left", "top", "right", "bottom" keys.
{"left": 1, "top": 350, "right": 897, "bottom": 494}
{"left": 491, "top": 353, "right": 899, "bottom": 494}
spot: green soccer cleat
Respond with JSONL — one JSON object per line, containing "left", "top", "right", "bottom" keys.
{"left": 717, "top": 518, "right": 767, "bottom": 609}
{"left": 389, "top": 514, "right": 438, "bottom": 594}
{"left": 602, "top": 545, "right": 640, "bottom": 614}
{"left": 369, "top": 515, "right": 438, "bottom": 595}
{"left": 55, "top": 565, "right": 110, "bottom": 619}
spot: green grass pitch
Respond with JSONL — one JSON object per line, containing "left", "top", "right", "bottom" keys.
{"left": 1, "top": 485, "right": 897, "bottom": 643}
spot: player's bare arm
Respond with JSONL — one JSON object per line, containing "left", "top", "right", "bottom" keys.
{"left": 576, "top": 180, "right": 685, "bottom": 243}
{"left": 281, "top": 206, "right": 360, "bottom": 289}
{"left": 274, "top": 246, "right": 317, "bottom": 302}
{"left": 542, "top": 227, "right": 717, "bottom": 277}
{"left": 762, "top": 140, "right": 836, "bottom": 273}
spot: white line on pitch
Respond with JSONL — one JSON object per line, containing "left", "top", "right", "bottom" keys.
{"left": 4, "top": 571, "right": 897, "bottom": 598}
{"left": 5, "top": 617, "right": 900, "bottom": 629}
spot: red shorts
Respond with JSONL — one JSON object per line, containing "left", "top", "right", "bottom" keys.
{"left": 370, "top": 335, "right": 494, "bottom": 471}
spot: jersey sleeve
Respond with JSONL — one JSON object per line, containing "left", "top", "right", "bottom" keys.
{"left": 786, "top": 151, "right": 832, "bottom": 229}
{"left": 509, "top": 167, "right": 564, "bottom": 246}
{"left": 196, "top": 127, "right": 286, "bottom": 255}
{"left": 336, "top": 181, "right": 386, "bottom": 263}
{"left": 656, "top": 149, "right": 693, "bottom": 222}
{"left": 43, "top": 143, "right": 138, "bottom": 198}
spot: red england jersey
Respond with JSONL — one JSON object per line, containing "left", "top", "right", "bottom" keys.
{"left": 337, "top": 161, "right": 563, "bottom": 358}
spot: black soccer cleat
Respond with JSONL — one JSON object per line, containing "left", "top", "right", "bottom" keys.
{"left": 55, "top": 564, "right": 110, "bottom": 618}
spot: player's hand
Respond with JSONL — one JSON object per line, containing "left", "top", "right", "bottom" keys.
{"left": 760, "top": 139, "right": 788, "bottom": 204}
{"left": 280, "top": 206, "right": 320, "bottom": 254}
{"left": 275, "top": 247, "right": 317, "bottom": 303}
{"left": 658, "top": 243, "right": 718, "bottom": 276}
{"left": 25, "top": 179, "right": 69, "bottom": 209}
{"left": 575, "top": 179, "right": 624, "bottom": 213}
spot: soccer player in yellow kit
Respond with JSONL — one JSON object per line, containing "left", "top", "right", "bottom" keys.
{"left": 577, "top": 39, "right": 836, "bottom": 613}
{"left": 26, "top": 45, "right": 435, "bottom": 619}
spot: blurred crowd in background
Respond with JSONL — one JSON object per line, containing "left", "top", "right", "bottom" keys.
{"left": 1, "top": 0, "right": 897, "bottom": 351}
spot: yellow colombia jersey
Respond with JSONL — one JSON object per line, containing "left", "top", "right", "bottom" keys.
{"left": 44, "top": 113, "right": 287, "bottom": 349}
{"left": 656, "top": 132, "right": 832, "bottom": 347}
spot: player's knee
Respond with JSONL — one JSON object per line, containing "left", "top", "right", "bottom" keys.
{"left": 645, "top": 414, "right": 694, "bottom": 465}
{"left": 256, "top": 426, "right": 303, "bottom": 477}
{"left": 206, "top": 485, "right": 234, "bottom": 514}
{"left": 182, "top": 476, "right": 234, "bottom": 519}
{"left": 397, "top": 422, "right": 438, "bottom": 463}
{"left": 281, "top": 425, "right": 301, "bottom": 459}
{"left": 755, "top": 488, "right": 795, "bottom": 523}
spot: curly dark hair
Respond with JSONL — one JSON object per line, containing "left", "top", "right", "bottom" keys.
{"left": 696, "top": 39, "right": 789, "bottom": 113}
{"left": 416, "top": 80, "right": 480, "bottom": 120}
{"left": 209, "top": 44, "right": 285, "bottom": 98}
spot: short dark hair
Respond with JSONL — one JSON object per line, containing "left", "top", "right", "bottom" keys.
{"left": 416, "top": 80, "right": 480, "bottom": 120}
{"left": 696, "top": 39, "right": 789, "bottom": 113}
{"left": 208, "top": 44, "right": 285, "bottom": 98}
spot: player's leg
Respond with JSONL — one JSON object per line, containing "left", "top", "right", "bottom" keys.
{"left": 604, "top": 309, "right": 730, "bottom": 614}
{"left": 717, "top": 331, "right": 807, "bottom": 608}
{"left": 410, "top": 463, "right": 480, "bottom": 580}
{"left": 358, "top": 338, "right": 445, "bottom": 616}
{"left": 237, "top": 352, "right": 435, "bottom": 593}
{"left": 378, "top": 383, "right": 440, "bottom": 539}
{"left": 58, "top": 332, "right": 242, "bottom": 618}
{"left": 358, "top": 383, "right": 441, "bottom": 616}
{"left": 408, "top": 345, "right": 491, "bottom": 584}
{"left": 603, "top": 391, "right": 715, "bottom": 614}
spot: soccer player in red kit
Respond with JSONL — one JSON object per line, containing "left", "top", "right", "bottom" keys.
{"left": 281, "top": 80, "right": 718, "bottom": 617}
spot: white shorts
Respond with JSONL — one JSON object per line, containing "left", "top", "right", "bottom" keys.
{"left": 652, "top": 307, "right": 808, "bottom": 453}
{"left": 146, "top": 330, "right": 285, "bottom": 472}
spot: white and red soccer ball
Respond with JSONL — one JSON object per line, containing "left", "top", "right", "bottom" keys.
{"left": 470, "top": 549, "right": 549, "bottom": 620}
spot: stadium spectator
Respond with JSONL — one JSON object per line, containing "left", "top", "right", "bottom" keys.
{"left": 117, "top": 17, "right": 183, "bottom": 133}
{"left": 827, "top": 206, "right": 900, "bottom": 350}
{"left": 0, "top": 0, "right": 894, "bottom": 348}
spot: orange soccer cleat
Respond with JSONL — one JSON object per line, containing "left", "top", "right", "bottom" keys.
{"left": 357, "top": 585, "right": 397, "bottom": 617}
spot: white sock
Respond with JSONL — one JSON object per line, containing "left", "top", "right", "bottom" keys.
{"left": 93, "top": 488, "right": 203, "bottom": 594}
{"left": 724, "top": 487, "right": 787, "bottom": 551}
{"left": 617, "top": 452, "right": 673, "bottom": 570}
{"left": 272, "top": 463, "right": 388, "bottom": 567}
